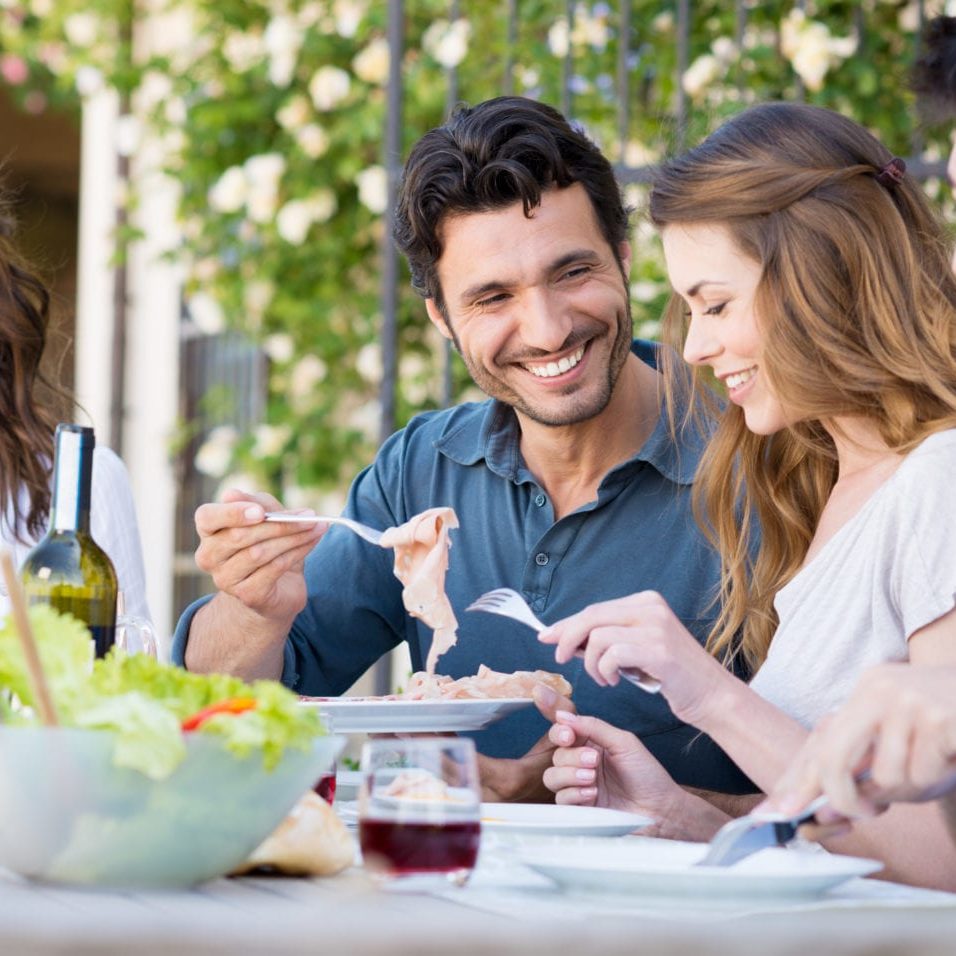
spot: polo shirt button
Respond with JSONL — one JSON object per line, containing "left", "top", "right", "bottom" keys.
{"left": 534, "top": 493, "right": 546, "bottom": 507}
{"left": 535, "top": 552, "right": 549, "bottom": 566}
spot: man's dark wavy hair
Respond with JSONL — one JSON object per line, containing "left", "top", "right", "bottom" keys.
{"left": 912, "top": 15, "right": 956, "bottom": 125}
{"left": 393, "top": 96, "right": 629, "bottom": 314}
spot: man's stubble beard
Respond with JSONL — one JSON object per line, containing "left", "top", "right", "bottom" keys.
{"left": 446, "top": 298, "right": 634, "bottom": 428}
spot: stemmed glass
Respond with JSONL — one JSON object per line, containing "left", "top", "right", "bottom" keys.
{"left": 358, "top": 737, "right": 481, "bottom": 887}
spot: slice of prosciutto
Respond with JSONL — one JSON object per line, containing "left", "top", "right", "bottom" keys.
{"left": 378, "top": 507, "right": 459, "bottom": 676}
{"left": 400, "top": 664, "right": 572, "bottom": 701}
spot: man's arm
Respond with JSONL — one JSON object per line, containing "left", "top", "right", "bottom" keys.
{"left": 181, "top": 489, "right": 325, "bottom": 679}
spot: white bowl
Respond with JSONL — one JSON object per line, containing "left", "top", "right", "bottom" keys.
{"left": 0, "top": 726, "right": 343, "bottom": 888}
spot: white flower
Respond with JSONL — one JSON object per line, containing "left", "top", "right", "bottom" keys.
{"left": 423, "top": 19, "right": 471, "bottom": 69}
{"left": 652, "top": 11, "right": 674, "bottom": 32}
{"left": 195, "top": 425, "right": 239, "bottom": 478}
{"left": 781, "top": 9, "right": 857, "bottom": 93}
{"left": 252, "top": 423, "right": 292, "bottom": 458}
{"left": 137, "top": 70, "right": 173, "bottom": 112}
{"left": 548, "top": 18, "right": 570, "bottom": 57}
{"left": 353, "top": 37, "right": 390, "bottom": 85}
{"left": 296, "top": 123, "right": 330, "bottom": 158}
{"left": 571, "top": 10, "right": 610, "bottom": 51}
{"left": 208, "top": 166, "right": 248, "bottom": 214}
{"left": 898, "top": 2, "right": 920, "bottom": 32}
{"left": 711, "top": 36, "right": 736, "bottom": 62}
{"left": 191, "top": 257, "right": 219, "bottom": 283}
{"left": 630, "top": 281, "right": 664, "bottom": 303}
{"left": 187, "top": 292, "right": 226, "bottom": 334}
{"left": 244, "top": 153, "right": 285, "bottom": 223}
{"left": 309, "top": 65, "right": 351, "bottom": 110}
{"left": 74, "top": 65, "right": 104, "bottom": 97}
{"left": 216, "top": 471, "right": 266, "bottom": 498}
{"left": 514, "top": 65, "right": 539, "bottom": 89}
{"left": 308, "top": 188, "right": 337, "bottom": 223}
{"left": 114, "top": 115, "right": 141, "bottom": 157}
{"left": 290, "top": 354, "right": 328, "bottom": 400}
{"left": 244, "top": 153, "right": 286, "bottom": 187}
{"left": 164, "top": 96, "right": 187, "bottom": 125}
{"left": 223, "top": 30, "right": 264, "bottom": 72}
{"left": 265, "top": 15, "right": 302, "bottom": 87}
{"left": 334, "top": 0, "right": 367, "bottom": 38}
{"left": 355, "top": 165, "right": 387, "bottom": 214}
{"left": 30, "top": 0, "right": 53, "bottom": 15}
{"left": 244, "top": 280, "right": 274, "bottom": 319}
{"left": 355, "top": 342, "right": 382, "bottom": 383}
{"left": 623, "top": 139, "right": 658, "bottom": 167}
{"left": 263, "top": 333, "right": 296, "bottom": 363}
{"left": 682, "top": 54, "right": 722, "bottom": 99}
{"left": 277, "top": 199, "right": 315, "bottom": 244}
{"left": 64, "top": 12, "right": 100, "bottom": 47}
{"left": 277, "top": 95, "right": 311, "bottom": 131}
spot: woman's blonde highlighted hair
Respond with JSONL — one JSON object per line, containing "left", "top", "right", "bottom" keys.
{"left": 649, "top": 102, "right": 956, "bottom": 671}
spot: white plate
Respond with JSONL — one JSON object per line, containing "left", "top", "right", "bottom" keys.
{"left": 298, "top": 697, "right": 532, "bottom": 733}
{"left": 480, "top": 803, "right": 652, "bottom": 837}
{"left": 516, "top": 836, "right": 882, "bottom": 900}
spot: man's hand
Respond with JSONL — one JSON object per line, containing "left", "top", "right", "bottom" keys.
{"left": 184, "top": 488, "right": 326, "bottom": 678}
{"left": 194, "top": 488, "right": 326, "bottom": 627}
{"left": 476, "top": 684, "right": 575, "bottom": 803}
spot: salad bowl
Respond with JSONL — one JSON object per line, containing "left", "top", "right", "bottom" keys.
{"left": 0, "top": 726, "right": 343, "bottom": 888}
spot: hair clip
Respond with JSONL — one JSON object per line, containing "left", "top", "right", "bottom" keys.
{"left": 876, "top": 157, "right": 906, "bottom": 188}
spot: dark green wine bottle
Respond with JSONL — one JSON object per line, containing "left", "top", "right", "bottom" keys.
{"left": 20, "top": 424, "right": 118, "bottom": 658}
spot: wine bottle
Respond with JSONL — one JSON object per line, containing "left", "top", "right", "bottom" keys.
{"left": 20, "top": 424, "right": 118, "bottom": 658}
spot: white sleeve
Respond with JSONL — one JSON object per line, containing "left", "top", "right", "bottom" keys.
{"left": 891, "top": 436, "right": 956, "bottom": 640}
{"left": 90, "top": 447, "right": 152, "bottom": 624}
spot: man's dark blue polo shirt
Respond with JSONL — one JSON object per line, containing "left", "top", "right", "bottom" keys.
{"left": 173, "top": 341, "right": 754, "bottom": 794}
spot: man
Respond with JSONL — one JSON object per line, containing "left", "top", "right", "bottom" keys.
{"left": 173, "top": 96, "right": 753, "bottom": 802}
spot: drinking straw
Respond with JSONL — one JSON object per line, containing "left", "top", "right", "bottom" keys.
{"left": 0, "top": 549, "right": 59, "bottom": 726}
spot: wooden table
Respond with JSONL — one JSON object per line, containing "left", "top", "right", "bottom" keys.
{"left": 3, "top": 863, "right": 956, "bottom": 956}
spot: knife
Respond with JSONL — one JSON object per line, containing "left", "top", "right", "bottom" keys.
{"left": 696, "top": 793, "right": 832, "bottom": 867}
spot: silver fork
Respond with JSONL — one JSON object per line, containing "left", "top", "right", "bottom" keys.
{"left": 466, "top": 588, "right": 662, "bottom": 693}
{"left": 262, "top": 513, "right": 384, "bottom": 545}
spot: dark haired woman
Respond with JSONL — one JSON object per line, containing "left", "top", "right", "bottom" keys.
{"left": 0, "top": 206, "right": 150, "bottom": 625}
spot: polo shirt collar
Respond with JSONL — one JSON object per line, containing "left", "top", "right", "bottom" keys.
{"left": 433, "top": 340, "right": 707, "bottom": 486}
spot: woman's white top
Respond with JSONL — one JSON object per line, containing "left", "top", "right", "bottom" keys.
{"left": 0, "top": 447, "right": 151, "bottom": 624}
{"left": 750, "top": 428, "right": 956, "bottom": 727}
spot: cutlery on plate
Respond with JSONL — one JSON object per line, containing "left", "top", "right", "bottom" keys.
{"left": 696, "top": 796, "right": 830, "bottom": 867}
{"left": 698, "top": 772, "right": 872, "bottom": 867}
{"left": 262, "top": 513, "right": 384, "bottom": 545}
{"left": 465, "top": 587, "right": 662, "bottom": 694}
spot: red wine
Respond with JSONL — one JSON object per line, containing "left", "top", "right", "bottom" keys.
{"left": 359, "top": 818, "right": 480, "bottom": 874}
{"left": 313, "top": 771, "right": 336, "bottom": 804}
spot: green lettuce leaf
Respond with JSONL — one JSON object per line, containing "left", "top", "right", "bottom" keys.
{"left": 0, "top": 606, "right": 325, "bottom": 778}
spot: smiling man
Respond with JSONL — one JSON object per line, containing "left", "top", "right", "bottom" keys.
{"left": 173, "top": 96, "right": 754, "bottom": 804}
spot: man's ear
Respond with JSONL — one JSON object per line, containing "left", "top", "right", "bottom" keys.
{"left": 425, "top": 298, "right": 453, "bottom": 340}
{"left": 618, "top": 240, "right": 632, "bottom": 277}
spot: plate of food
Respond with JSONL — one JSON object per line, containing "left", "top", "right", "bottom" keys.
{"left": 480, "top": 803, "right": 652, "bottom": 837}
{"left": 514, "top": 836, "right": 882, "bottom": 900}
{"left": 298, "top": 695, "right": 532, "bottom": 733}
{"left": 300, "top": 664, "right": 571, "bottom": 733}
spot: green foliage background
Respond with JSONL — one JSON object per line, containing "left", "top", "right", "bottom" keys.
{"left": 1, "top": 0, "right": 950, "bottom": 504}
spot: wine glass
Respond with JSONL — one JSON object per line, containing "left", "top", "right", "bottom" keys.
{"left": 358, "top": 737, "right": 481, "bottom": 887}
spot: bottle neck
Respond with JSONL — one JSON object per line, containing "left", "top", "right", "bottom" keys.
{"left": 50, "top": 426, "right": 94, "bottom": 534}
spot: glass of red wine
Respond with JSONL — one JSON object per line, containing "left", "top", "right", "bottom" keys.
{"left": 313, "top": 761, "right": 337, "bottom": 804}
{"left": 358, "top": 737, "right": 481, "bottom": 887}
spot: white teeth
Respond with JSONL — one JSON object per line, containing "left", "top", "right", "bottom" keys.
{"left": 725, "top": 367, "right": 756, "bottom": 390}
{"left": 527, "top": 346, "right": 585, "bottom": 378}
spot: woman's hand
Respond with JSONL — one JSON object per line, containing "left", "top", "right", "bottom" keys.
{"left": 542, "top": 710, "right": 684, "bottom": 820}
{"left": 537, "top": 591, "right": 733, "bottom": 726}
{"left": 762, "top": 664, "right": 956, "bottom": 824}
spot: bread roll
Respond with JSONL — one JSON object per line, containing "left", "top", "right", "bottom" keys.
{"left": 233, "top": 792, "right": 355, "bottom": 877}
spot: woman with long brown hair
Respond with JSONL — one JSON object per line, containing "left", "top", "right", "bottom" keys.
{"left": 538, "top": 101, "right": 956, "bottom": 889}
{"left": 0, "top": 202, "right": 150, "bottom": 624}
